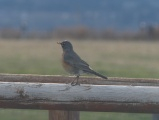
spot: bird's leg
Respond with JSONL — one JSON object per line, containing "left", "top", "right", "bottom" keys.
{"left": 71, "top": 75, "right": 80, "bottom": 86}
{"left": 75, "top": 75, "right": 80, "bottom": 85}
{"left": 71, "top": 79, "right": 76, "bottom": 85}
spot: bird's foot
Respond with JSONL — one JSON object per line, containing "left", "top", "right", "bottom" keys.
{"left": 71, "top": 82, "right": 80, "bottom": 86}
{"left": 71, "top": 75, "right": 80, "bottom": 86}
{"left": 59, "top": 85, "right": 71, "bottom": 91}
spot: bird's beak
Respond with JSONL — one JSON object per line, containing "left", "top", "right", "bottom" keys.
{"left": 57, "top": 42, "right": 61, "bottom": 44}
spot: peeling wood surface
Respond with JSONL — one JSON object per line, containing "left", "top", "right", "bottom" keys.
{"left": 0, "top": 82, "right": 159, "bottom": 113}
{"left": 0, "top": 74, "right": 159, "bottom": 86}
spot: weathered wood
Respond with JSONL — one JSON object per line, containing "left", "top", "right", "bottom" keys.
{"left": 49, "top": 110, "right": 79, "bottom": 120}
{"left": 0, "top": 82, "right": 159, "bottom": 113}
{"left": 0, "top": 74, "right": 159, "bottom": 86}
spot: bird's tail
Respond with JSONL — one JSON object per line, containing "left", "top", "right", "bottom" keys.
{"left": 83, "top": 69, "right": 107, "bottom": 79}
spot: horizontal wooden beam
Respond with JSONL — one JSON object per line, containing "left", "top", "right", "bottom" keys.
{"left": 0, "top": 74, "right": 159, "bottom": 86}
{"left": 0, "top": 82, "right": 159, "bottom": 113}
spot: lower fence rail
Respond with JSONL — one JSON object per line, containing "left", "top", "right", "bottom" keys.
{"left": 0, "top": 74, "right": 159, "bottom": 120}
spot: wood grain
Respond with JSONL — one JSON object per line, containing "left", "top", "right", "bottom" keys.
{"left": 0, "top": 81, "right": 159, "bottom": 113}
{"left": 0, "top": 74, "right": 159, "bottom": 86}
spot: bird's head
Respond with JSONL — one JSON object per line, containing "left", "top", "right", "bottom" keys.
{"left": 57, "top": 40, "right": 73, "bottom": 52}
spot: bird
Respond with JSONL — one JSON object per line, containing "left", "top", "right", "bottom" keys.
{"left": 57, "top": 40, "right": 107, "bottom": 86}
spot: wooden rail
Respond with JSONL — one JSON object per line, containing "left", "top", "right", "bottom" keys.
{"left": 1, "top": 74, "right": 159, "bottom": 86}
{"left": 0, "top": 74, "right": 159, "bottom": 120}
{"left": 0, "top": 81, "right": 159, "bottom": 113}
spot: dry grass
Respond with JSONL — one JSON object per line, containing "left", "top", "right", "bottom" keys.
{"left": 0, "top": 39, "right": 159, "bottom": 78}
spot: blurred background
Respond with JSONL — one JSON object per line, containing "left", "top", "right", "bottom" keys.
{"left": 0, "top": 0, "right": 159, "bottom": 40}
{"left": 0, "top": 0, "right": 159, "bottom": 120}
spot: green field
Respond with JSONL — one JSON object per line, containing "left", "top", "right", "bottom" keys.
{"left": 0, "top": 39, "right": 158, "bottom": 120}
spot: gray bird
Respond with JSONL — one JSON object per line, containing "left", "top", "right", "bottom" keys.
{"left": 58, "top": 40, "right": 107, "bottom": 86}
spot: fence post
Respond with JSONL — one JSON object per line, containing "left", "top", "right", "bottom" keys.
{"left": 49, "top": 110, "right": 79, "bottom": 120}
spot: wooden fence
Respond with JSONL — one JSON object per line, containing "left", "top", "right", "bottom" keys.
{"left": 0, "top": 74, "right": 159, "bottom": 120}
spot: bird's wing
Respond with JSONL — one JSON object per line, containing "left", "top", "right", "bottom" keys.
{"left": 64, "top": 51, "right": 91, "bottom": 70}
{"left": 64, "top": 51, "right": 107, "bottom": 79}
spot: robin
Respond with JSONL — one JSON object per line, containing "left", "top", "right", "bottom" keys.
{"left": 57, "top": 40, "right": 107, "bottom": 86}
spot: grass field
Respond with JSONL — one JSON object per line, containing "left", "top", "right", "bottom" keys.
{"left": 0, "top": 39, "right": 158, "bottom": 120}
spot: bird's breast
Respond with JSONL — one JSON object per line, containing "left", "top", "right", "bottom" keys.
{"left": 62, "top": 52, "right": 74, "bottom": 74}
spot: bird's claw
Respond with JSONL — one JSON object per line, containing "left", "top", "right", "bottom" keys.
{"left": 71, "top": 82, "right": 80, "bottom": 86}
